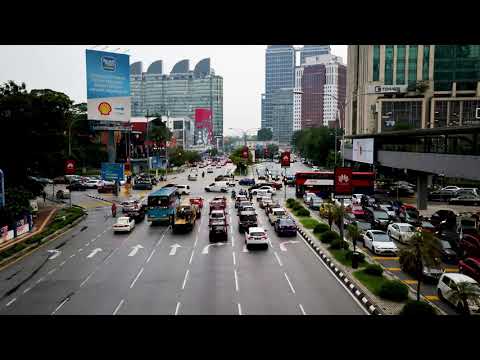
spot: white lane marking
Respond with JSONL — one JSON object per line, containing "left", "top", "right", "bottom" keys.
{"left": 80, "top": 272, "right": 94, "bottom": 288}
{"left": 130, "top": 267, "right": 144, "bottom": 289}
{"left": 197, "top": 226, "right": 201, "bottom": 234}
{"left": 36, "top": 277, "right": 45, "bottom": 284}
{"left": 237, "top": 303, "right": 243, "bottom": 315}
{"left": 85, "top": 242, "right": 90, "bottom": 246}
{"left": 181, "top": 269, "right": 190, "bottom": 290}
{"left": 230, "top": 227, "right": 233, "bottom": 235}
{"left": 69, "top": 254, "right": 75, "bottom": 259}
{"left": 232, "top": 235, "right": 235, "bottom": 247}
{"left": 284, "top": 272, "right": 296, "bottom": 294}
{"left": 174, "top": 301, "right": 181, "bottom": 315}
{"left": 146, "top": 249, "right": 156, "bottom": 263}
{"left": 232, "top": 251, "right": 236, "bottom": 266}
{"left": 23, "top": 287, "right": 32, "bottom": 294}
{"left": 78, "top": 248, "right": 83, "bottom": 252}
{"left": 298, "top": 304, "right": 307, "bottom": 315}
{"left": 268, "top": 239, "right": 273, "bottom": 247}
{"left": 96, "top": 234, "right": 102, "bottom": 239}
{"left": 113, "top": 299, "right": 125, "bottom": 315}
{"left": 234, "top": 269, "right": 239, "bottom": 292}
{"left": 103, "top": 248, "right": 119, "bottom": 264}
{"left": 274, "top": 251, "right": 283, "bottom": 267}
{"left": 6, "top": 298, "right": 16, "bottom": 307}
{"left": 51, "top": 298, "right": 69, "bottom": 315}
{"left": 155, "top": 228, "right": 169, "bottom": 248}
{"left": 48, "top": 268, "right": 56, "bottom": 275}
{"left": 194, "top": 235, "right": 199, "bottom": 248}
{"left": 60, "top": 261, "right": 66, "bottom": 267}
{"left": 189, "top": 250, "right": 195, "bottom": 265}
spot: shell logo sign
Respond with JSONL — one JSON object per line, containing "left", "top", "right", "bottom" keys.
{"left": 98, "top": 102, "right": 112, "bottom": 115}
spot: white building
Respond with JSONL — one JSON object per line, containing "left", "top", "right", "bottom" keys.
{"left": 293, "top": 66, "right": 303, "bottom": 132}
{"left": 164, "top": 116, "right": 194, "bottom": 150}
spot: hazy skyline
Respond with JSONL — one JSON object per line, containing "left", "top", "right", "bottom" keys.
{"left": 0, "top": 45, "right": 347, "bottom": 136}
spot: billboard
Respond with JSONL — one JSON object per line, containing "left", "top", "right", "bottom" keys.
{"left": 334, "top": 167, "right": 353, "bottom": 199}
{"left": 352, "top": 138, "right": 374, "bottom": 164}
{"left": 65, "top": 160, "right": 76, "bottom": 175}
{"left": 86, "top": 50, "right": 131, "bottom": 122}
{"left": 101, "top": 163, "right": 124, "bottom": 181}
{"left": 280, "top": 151, "right": 290, "bottom": 167}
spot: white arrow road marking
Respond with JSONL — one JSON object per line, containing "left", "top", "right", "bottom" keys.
{"left": 242, "top": 245, "right": 249, "bottom": 253}
{"left": 284, "top": 273, "right": 296, "bottom": 294}
{"left": 113, "top": 299, "right": 125, "bottom": 315}
{"left": 181, "top": 269, "right": 190, "bottom": 290}
{"left": 274, "top": 251, "right": 283, "bottom": 266}
{"left": 237, "top": 303, "right": 243, "bottom": 315}
{"left": 128, "top": 244, "right": 144, "bottom": 257}
{"left": 279, "top": 240, "right": 300, "bottom": 252}
{"left": 169, "top": 244, "right": 182, "bottom": 256}
{"left": 298, "top": 304, "right": 307, "bottom": 315}
{"left": 201, "top": 242, "right": 225, "bottom": 254}
{"left": 87, "top": 248, "right": 103, "bottom": 259}
{"left": 130, "top": 268, "right": 144, "bottom": 289}
{"left": 234, "top": 269, "right": 239, "bottom": 292}
{"left": 47, "top": 249, "right": 62, "bottom": 260}
{"left": 174, "top": 302, "right": 181, "bottom": 315}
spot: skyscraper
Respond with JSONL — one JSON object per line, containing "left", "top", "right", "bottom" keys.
{"left": 299, "top": 45, "right": 331, "bottom": 65}
{"left": 293, "top": 66, "right": 303, "bottom": 132}
{"left": 271, "top": 88, "right": 294, "bottom": 144}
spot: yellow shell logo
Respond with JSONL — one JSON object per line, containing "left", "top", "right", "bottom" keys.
{"left": 98, "top": 102, "right": 112, "bottom": 115}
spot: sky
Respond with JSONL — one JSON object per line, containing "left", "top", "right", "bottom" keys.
{"left": 0, "top": 45, "right": 347, "bottom": 135}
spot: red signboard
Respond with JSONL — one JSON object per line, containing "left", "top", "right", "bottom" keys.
{"left": 65, "top": 160, "right": 76, "bottom": 175}
{"left": 280, "top": 151, "right": 290, "bottom": 167}
{"left": 334, "top": 167, "right": 353, "bottom": 198}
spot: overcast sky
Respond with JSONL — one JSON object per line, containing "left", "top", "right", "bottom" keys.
{"left": 0, "top": 45, "right": 347, "bottom": 135}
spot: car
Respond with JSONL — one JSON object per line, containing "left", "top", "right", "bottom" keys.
{"left": 348, "top": 204, "right": 365, "bottom": 218}
{"left": 398, "top": 204, "right": 421, "bottom": 226}
{"left": 459, "top": 233, "right": 480, "bottom": 258}
{"left": 207, "top": 168, "right": 214, "bottom": 173}
{"left": 239, "top": 178, "right": 255, "bottom": 186}
{"left": 274, "top": 218, "right": 297, "bottom": 237}
{"left": 441, "top": 186, "right": 462, "bottom": 192}
{"left": 235, "top": 195, "right": 248, "bottom": 208}
{"left": 364, "top": 207, "right": 391, "bottom": 230}
{"left": 238, "top": 204, "right": 255, "bottom": 216}
{"left": 428, "top": 190, "right": 458, "bottom": 202}
{"left": 176, "top": 185, "right": 191, "bottom": 195}
{"left": 438, "top": 239, "right": 459, "bottom": 264}
{"left": 205, "top": 182, "right": 228, "bottom": 193}
{"left": 121, "top": 199, "right": 140, "bottom": 213}
{"left": 352, "top": 194, "right": 365, "bottom": 205}
{"left": 449, "top": 194, "right": 480, "bottom": 206}
{"left": 420, "top": 220, "right": 436, "bottom": 233}
{"left": 353, "top": 220, "right": 372, "bottom": 233}
{"left": 267, "top": 208, "right": 287, "bottom": 225}
{"left": 113, "top": 216, "right": 135, "bottom": 233}
{"left": 400, "top": 255, "right": 445, "bottom": 283}
{"left": 245, "top": 227, "right": 268, "bottom": 250}
{"left": 312, "top": 166, "right": 320, "bottom": 171}
{"left": 189, "top": 197, "right": 204, "bottom": 209}
{"left": 66, "top": 181, "right": 87, "bottom": 191}
{"left": 251, "top": 186, "right": 276, "bottom": 195}
{"left": 430, "top": 210, "right": 457, "bottom": 229}
{"left": 56, "top": 189, "right": 71, "bottom": 199}
{"left": 459, "top": 257, "right": 480, "bottom": 283}
{"left": 98, "top": 184, "right": 116, "bottom": 193}
{"left": 209, "top": 220, "right": 228, "bottom": 242}
{"left": 209, "top": 210, "right": 226, "bottom": 224}
{"left": 362, "top": 230, "right": 398, "bottom": 255}
{"left": 188, "top": 173, "right": 198, "bottom": 181}
{"left": 254, "top": 189, "right": 271, "bottom": 200}
{"left": 437, "top": 273, "right": 480, "bottom": 314}
{"left": 457, "top": 216, "right": 478, "bottom": 235}
{"left": 239, "top": 210, "right": 258, "bottom": 233}
{"left": 284, "top": 175, "right": 295, "bottom": 186}
{"left": 133, "top": 181, "right": 153, "bottom": 190}
{"left": 378, "top": 204, "right": 396, "bottom": 219}
{"left": 387, "top": 223, "right": 415, "bottom": 243}
{"left": 259, "top": 197, "right": 273, "bottom": 209}
{"left": 83, "top": 179, "right": 102, "bottom": 189}
{"left": 319, "top": 202, "right": 335, "bottom": 219}
{"left": 303, "top": 192, "right": 316, "bottom": 204}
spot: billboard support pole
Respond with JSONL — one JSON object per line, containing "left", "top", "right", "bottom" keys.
{"left": 108, "top": 131, "right": 116, "bottom": 163}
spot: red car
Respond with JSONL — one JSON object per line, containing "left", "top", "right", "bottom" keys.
{"left": 189, "top": 197, "right": 204, "bottom": 209}
{"left": 459, "top": 257, "right": 480, "bottom": 283}
{"left": 459, "top": 233, "right": 480, "bottom": 258}
{"left": 348, "top": 204, "right": 365, "bottom": 218}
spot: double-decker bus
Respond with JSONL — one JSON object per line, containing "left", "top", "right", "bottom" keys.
{"left": 147, "top": 187, "right": 178, "bottom": 224}
{"left": 295, "top": 171, "right": 375, "bottom": 198}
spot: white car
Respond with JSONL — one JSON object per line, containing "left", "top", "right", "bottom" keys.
{"left": 363, "top": 230, "right": 398, "bottom": 256}
{"left": 254, "top": 189, "right": 271, "bottom": 199}
{"left": 113, "top": 216, "right": 135, "bottom": 233}
{"left": 267, "top": 208, "right": 287, "bottom": 225}
{"left": 303, "top": 192, "right": 316, "bottom": 204}
{"left": 441, "top": 186, "right": 462, "bottom": 192}
{"left": 387, "top": 223, "right": 415, "bottom": 243}
{"left": 334, "top": 198, "right": 352, "bottom": 208}
{"left": 352, "top": 194, "right": 365, "bottom": 205}
{"left": 245, "top": 227, "right": 269, "bottom": 250}
{"left": 176, "top": 185, "right": 191, "bottom": 195}
{"left": 252, "top": 186, "right": 276, "bottom": 195}
{"left": 259, "top": 197, "right": 273, "bottom": 209}
{"left": 205, "top": 182, "right": 228, "bottom": 193}
{"left": 188, "top": 173, "right": 198, "bottom": 181}
{"left": 379, "top": 204, "right": 396, "bottom": 218}
{"left": 207, "top": 168, "right": 214, "bottom": 173}
{"left": 83, "top": 179, "right": 102, "bottom": 189}
{"left": 437, "top": 273, "right": 480, "bottom": 314}
{"left": 209, "top": 210, "right": 226, "bottom": 223}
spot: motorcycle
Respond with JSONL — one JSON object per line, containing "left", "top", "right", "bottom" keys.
{"left": 231, "top": 191, "right": 236, "bottom": 199}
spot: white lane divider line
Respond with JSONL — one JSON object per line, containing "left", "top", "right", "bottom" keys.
{"left": 146, "top": 249, "right": 156, "bottom": 264}
{"left": 85, "top": 242, "right": 90, "bottom": 246}
{"left": 6, "top": 298, "right": 16, "bottom": 307}
{"left": 232, "top": 251, "right": 236, "bottom": 266}
{"left": 237, "top": 303, "right": 243, "bottom": 315}
{"left": 36, "top": 277, "right": 45, "bottom": 284}
{"left": 181, "top": 269, "right": 190, "bottom": 290}
{"left": 234, "top": 269, "right": 239, "bottom": 292}
{"left": 189, "top": 250, "right": 195, "bottom": 265}
{"left": 60, "top": 261, "right": 66, "bottom": 267}
{"left": 23, "top": 287, "right": 32, "bottom": 294}
{"left": 284, "top": 272, "right": 296, "bottom": 294}
{"left": 80, "top": 272, "right": 94, "bottom": 288}
{"left": 48, "top": 268, "right": 57, "bottom": 275}
{"left": 52, "top": 298, "right": 69, "bottom": 315}
{"left": 298, "top": 304, "right": 307, "bottom": 315}
{"left": 232, "top": 235, "right": 235, "bottom": 247}
{"left": 113, "top": 299, "right": 125, "bottom": 315}
{"left": 274, "top": 251, "right": 283, "bottom": 267}
{"left": 69, "top": 254, "right": 75, "bottom": 259}
{"left": 103, "top": 248, "right": 118, "bottom": 264}
{"left": 194, "top": 236, "right": 198, "bottom": 248}
{"left": 130, "top": 267, "right": 144, "bottom": 289}
{"left": 78, "top": 248, "right": 83, "bottom": 253}
{"left": 174, "top": 301, "right": 181, "bottom": 315}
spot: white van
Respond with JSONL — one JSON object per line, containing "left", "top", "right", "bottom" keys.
{"left": 205, "top": 181, "right": 228, "bottom": 193}
{"left": 176, "top": 185, "right": 191, "bottom": 195}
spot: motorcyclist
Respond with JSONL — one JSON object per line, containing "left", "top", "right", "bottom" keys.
{"left": 202, "top": 171, "right": 205, "bottom": 178}
{"left": 231, "top": 190, "right": 236, "bottom": 199}
{"left": 111, "top": 203, "right": 117, "bottom": 218}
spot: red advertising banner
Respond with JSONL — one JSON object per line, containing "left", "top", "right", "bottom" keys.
{"left": 65, "top": 160, "right": 76, "bottom": 174}
{"left": 280, "top": 151, "right": 290, "bottom": 167}
{"left": 194, "top": 108, "right": 212, "bottom": 126}
{"left": 334, "top": 167, "right": 353, "bottom": 198}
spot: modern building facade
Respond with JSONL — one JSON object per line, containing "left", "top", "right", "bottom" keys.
{"left": 345, "top": 45, "right": 480, "bottom": 136}
{"left": 301, "top": 64, "right": 325, "bottom": 128}
{"left": 299, "top": 45, "right": 331, "bottom": 65}
{"left": 293, "top": 66, "right": 303, "bottom": 131}
{"left": 271, "top": 88, "right": 294, "bottom": 144}
{"left": 164, "top": 117, "right": 194, "bottom": 150}
{"left": 130, "top": 58, "right": 223, "bottom": 148}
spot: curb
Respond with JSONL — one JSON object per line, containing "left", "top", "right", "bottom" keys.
{"left": 296, "top": 227, "right": 383, "bottom": 315}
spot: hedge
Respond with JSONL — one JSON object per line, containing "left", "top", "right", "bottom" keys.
{"left": 378, "top": 280, "right": 409, "bottom": 302}
{"left": 400, "top": 300, "right": 437, "bottom": 316}
{"left": 299, "top": 217, "right": 320, "bottom": 229}
{"left": 330, "top": 239, "right": 349, "bottom": 250}
{"left": 313, "top": 223, "right": 330, "bottom": 234}
{"left": 292, "top": 203, "right": 303, "bottom": 211}
{"left": 296, "top": 208, "right": 310, "bottom": 217}
{"left": 286, "top": 198, "right": 297, "bottom": 207}
{"left": 320, "top": 230, "right": 339, "bottom": 244}
{"left": 345, "top": 250, "right": 366, "bottom": 263}
{"left": 364, "top": 264, "right": 384, "bottom": 276}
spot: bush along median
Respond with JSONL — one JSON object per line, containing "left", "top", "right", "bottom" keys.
{"left": 0, "top": 206, "right": 86, "bottom": 263}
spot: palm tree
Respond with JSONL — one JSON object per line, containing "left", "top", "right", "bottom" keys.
{"left": 398, "top": 230, "right": 442, "bottom": 301}
{"left": 445, "top": 281, "right": 480, "bottom": 315}
{"left": 331, "top": 203, "right": 345, "bottom": 242}
{"left": 347, "top": 223, "right": 362, "bottom": 252}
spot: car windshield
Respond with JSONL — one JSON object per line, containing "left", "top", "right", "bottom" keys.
{"left": 240, "top": 214, "right": 257, "bottom": 221}
{"left": 118, "top": 218, "right": 129, "bottom": 225}
{"left": 242, "top": 207, "right": 255, "bottom": 212}
{"left": 372, "top": 233, "right": 390, "bottom": 242}
{"left": 399, "top": 225, "right": 414, "bottom": 232}
{"left": 406, "top": 209, "right": 419, "bottom": 218}
{"left": 374, "top": 211, "right": 389, "bottom": 220}
{"left": 250, "top": 231, "right": 265, "bottom": 237}
{"left": 211, "top": 212, "right": 224, "bottom": 218}
{"left": 279, "top": 219, "right": 295, "bottom": 227}
{"left": 148, "top": 196, "right": 170, "bottom": 207}
{"left": 274, "top": 210, "right": 286, "bottom": 216}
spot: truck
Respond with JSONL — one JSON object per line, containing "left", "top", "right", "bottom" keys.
{"left": 172, "top": 201, "right": 198, "bottom": 233}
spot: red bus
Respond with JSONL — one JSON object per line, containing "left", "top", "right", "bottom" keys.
{"left": 295, "top": 171, "right": 375, "bottom": 198}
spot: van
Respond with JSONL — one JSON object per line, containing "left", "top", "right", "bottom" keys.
{"left": 205, "top": 181, "right": 229, "bottom": 193}
{"left": 176, "top": 185, "right": 191, "bottom": 195}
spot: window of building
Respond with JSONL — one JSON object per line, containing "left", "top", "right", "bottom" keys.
{"left": 396, "top": 45, "right": 406, "bottom": 84}
{"left": 423, "top": 45, "right": 430, "bottom": 80}
{"left": 408, "top": 45, "right": 418, "bottom": 86}
{"left": 384, "top": 46, "right": 394, "bottom": 85}
{"left": 373, "top": 45, "right": 380, "bottom": 81}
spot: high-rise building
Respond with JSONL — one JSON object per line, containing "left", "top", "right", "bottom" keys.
{"left": 345, "top": 45, "right": 480, "bottom": 136}
{"left": 293, "top": 67, "right": 303, "bottom": 132}
{"left": 301, "top": 64, "right": 325, "bottom": 128}
{"left": 299, "top": 45, "right": 331, "bottom": 64}
{"left": 263, "top": 46, "right": 295, "bottom": 134}
{"left": 130, "top": 58, "right": 223, "bottom": 147}
{"left": 271, "top": 88, "right": 294, "bottom": 144}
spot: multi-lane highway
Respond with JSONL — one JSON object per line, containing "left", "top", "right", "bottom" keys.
{"left": 0, "top": 162, "right": 366, "bottom": 315}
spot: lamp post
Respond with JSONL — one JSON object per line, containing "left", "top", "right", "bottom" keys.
{"left": 229, "top": 127, "right": 259, "bottom": 176}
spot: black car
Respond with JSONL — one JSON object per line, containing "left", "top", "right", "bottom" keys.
{"left": 428, "top": 190, "right": 457, "bottom": 202}
{"left": 239, "top": 211, "right": 258, "bottom": 233}
{"left": 274, "top": 218, "right": 297, "bottom": 237}
{"left": 438, "top": 239, "right": 458, "bottom": 264}
{"left": 430, "top": 210, "right": 457, "bottom": 229}
{"left": 364, "top": 207, "right": 391, "bottom": 230}
{"left": 449, "top": 194, "right": 480, "bottom": 206}
{"left": 67, "top": 181, "right": 87, "bottom": 191}
{"left": 209, "top": 221, "right": 228, "bottom": 242}
{"left": 127, "top": 208, "right": 146, "bottom": 223}
{"left": 133, "top": 181, "right": 152, "bottom": 190}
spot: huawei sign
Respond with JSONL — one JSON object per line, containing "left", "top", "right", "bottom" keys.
{"left": 334, "top": 167, "right": 352, "bottom": 198}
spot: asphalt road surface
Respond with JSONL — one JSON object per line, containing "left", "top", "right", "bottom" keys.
{"left": 0, "top": 163, "right": 366, "bottom": 315}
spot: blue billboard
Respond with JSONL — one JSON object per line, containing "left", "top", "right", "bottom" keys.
{"left": 86, "top": 50, "right": 131, "bottom": 122}
{"left": 101, "top": 163, "right": 124, "bottom": 181}
{"left": 151, "top": 156, "right": 167, "bottom": 169}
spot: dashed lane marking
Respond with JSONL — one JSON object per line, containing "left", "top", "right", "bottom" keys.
{"left": 237, "top": 303, "right": 243, "bottom": 315}
{"left": 113, "top": 299, "right": 125, "bottom": 315}
{"left": 274, "top": 252, "right": 283, "bottom": 267}
{"left": 23, "top": 287, "right": 32, "bottom": 294}
{"left": 60, "top": 261, "right": 66, "bottom": 267}
{"left": 189, "top": 250, "right": 195, "bottom": 265}
{"left": 284, "top": 272, "right": 296, "bottom": 294}
{"left": 298, "top": 304, "right": 307, "bottom": 315}
{"left": 234, "top": 269, "right": 239, "bottom": 292}
{"left": 146, "top": 249, "right": 156, "bottom": 264}
{"left": 6, "top": 298, "right": 16, "bottom": 307}
{"left": 232, "top": 251, "right": 236, "bottom": 266}
{"left": 48, "top": 268, "right": 57, "bottom": 275}
{"left": 174, "top": 302, "right": 181, "bottom": 315}
{"left": 130, "top": 268, "right": 144, "bottom": 289}
{"left": 181, "top": 269, "right": 190, "bottom": 290}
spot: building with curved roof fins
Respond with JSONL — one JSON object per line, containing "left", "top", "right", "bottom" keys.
{"left": 147, "top": 60, "right": 163, "bottom": 74}
{"left": 130, "top": 61, "right": 143, "bottom": 75}
{"left": 194, "top": 58, "right": 211, "bottom": 78}
{"left": 171, "top": 59, "right": 189, "bottom": 74}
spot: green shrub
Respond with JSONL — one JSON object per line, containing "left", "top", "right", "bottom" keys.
{"left": 330, "top": 239, "right": 349, "bottom": 250}
{"left": 345, "top": 250, "right": 365, "bottom": 262}
{"left": 313, "top": 223, "right": 330, "bottom": 234}
{"left": 400, "top": 300, "right": 437, "bottom": 316}
{"left": 292, "top": 203, "right": 302, "bottom": 211}
{"left": 364, "top": 264, "right": 384, "bottom": 276}
{"left": 299, "top": 218, "right": 320, "bottom": 229}
{"left": 378, "top": 280, "right": 409, "bottom": 302}
{"left": 320, "top": 230, "right": 339, "bottom": 244}
{"left": 296, "top": 208, "right": 310, "bottom": 217}
{"left": 286, "top": 198, "right": 296, "bottom": 207}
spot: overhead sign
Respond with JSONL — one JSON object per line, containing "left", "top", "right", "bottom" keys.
{"left": 280, "top": 151, "right": 290, "bottom": 168}
{"left": 86, "top": 50, "right": 131, "bottom": 122}
{"left": 0, "top": 169, "right": 4, "bottom": 208}
{"left": 150, "top": 156, "right": 167, "bottom": 169}
{"left": 352, "top": 138, "right": 374, "bottom": 164}
{"left": 101, "top": 163, "right": 124, "bottom": 181}
{"left": 65, "top": 160, "right": 76, "bottom": 175}
{"left": 367, "top": 85, "right": 408, "bottom": 94}
{"left": 334, "top": 167, "right": 353, "bottom": 199}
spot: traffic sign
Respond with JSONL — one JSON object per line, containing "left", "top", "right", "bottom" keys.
{"left": 65, "top": 160, "right": 76, "bottom": 175}
{"left": 280, "top": 151, "right": 290, "bottom": 167}
{"left": 334, "top": 167, "right": 353, "bottom": 199}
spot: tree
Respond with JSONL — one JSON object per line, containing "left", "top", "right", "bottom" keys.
{"left": 346, "top": 223, "right": 362, "bottom": 252}
{"left": 148, "top": 118, "right": 172, "bottom": 144}
{"left": 266, "top": 143, "right": 279, "bottom": 160}
{"left": 445, "top": 281, "right": 480, "bottom": 315}
{"left": 229, "top": 146, "right": 252, "bottom": 175}
{"left": 208, "top": 148, "right": 218, "bottom": 157}
{"left": 257, "top": 128, "right": 273, "bottom": 141}
{"left": 398, "top": 230, "right": 442, "bottom": 301}
{"left": 291, "top": 127, "right": 336, "bottom": 166}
